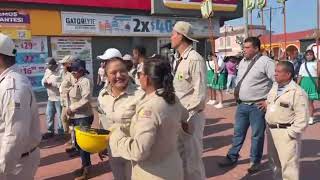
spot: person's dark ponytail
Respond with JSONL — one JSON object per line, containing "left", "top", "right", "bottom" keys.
{"left": 156, "top": 72, "right": 175, "bottom": 104}
{"left": 144, "top": 57, "right": 176, "bottom": 104}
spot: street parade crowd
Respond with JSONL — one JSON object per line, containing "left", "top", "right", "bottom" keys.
{"left": 0, "top": 20, "right": 315, "bottom": 180}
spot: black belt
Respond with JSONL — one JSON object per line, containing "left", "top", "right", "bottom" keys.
{"left": 21, "top": 146, "right": 38, "bottom": 158}
{"left": 268, "top": 123, "right": 291, "bottom": 129}
{"left": 237, "top": 99, "right": 265, "bottom": 104}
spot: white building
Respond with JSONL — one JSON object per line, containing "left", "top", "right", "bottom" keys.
{"left": 215, "top": 25, "right": 268, "bottom": 56}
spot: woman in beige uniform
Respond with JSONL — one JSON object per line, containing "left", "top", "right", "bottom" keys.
{"left": 110, "top": 58, "right": 188, "bottom": 180}
{"left": 67, "top": 60, "right": 94, "bottom": 180}
{"left": 97, "top": 56, "right": 144, "bottom": 180}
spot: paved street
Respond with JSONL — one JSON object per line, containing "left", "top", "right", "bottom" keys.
{"left": 35, "top": 94, "right": 320, "bottom": 180}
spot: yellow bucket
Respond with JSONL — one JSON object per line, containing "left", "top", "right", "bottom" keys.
{"left": 74, "top": 126, "right": 110, "bottom": 153}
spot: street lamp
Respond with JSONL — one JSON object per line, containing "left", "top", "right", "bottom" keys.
{"left": 257, "top": 6, "right": 284, "bottom": 56}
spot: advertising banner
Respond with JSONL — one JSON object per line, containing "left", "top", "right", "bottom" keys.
{"left": 162, "top": 0, "right": 238, "bottom": 11}
{"left": 14, "top": 36, "right": 48, "bottom": 91}
{"left": 0, "top": 9, "right": 31, "bottom": 39}
{"left": 50, "top": 37, "right": 93, "bottom": 80}
{"left": 62, "top": 12, "right": 220, "bottom": 37}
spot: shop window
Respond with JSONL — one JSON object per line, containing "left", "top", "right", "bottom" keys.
{"left": 219, "top": 38, "right": 224, "bottom": 48}
{"left": 227, "top": 37, "right": 231, "bottom": 48}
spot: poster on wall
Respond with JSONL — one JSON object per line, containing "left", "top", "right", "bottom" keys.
{"left": 14, "top": 36, "right": 48, "bottom": 91}
{"left": 0, "top": 9, "right": 32, "bottom": 39}
{"left": 51, "top": 37, "right": 93, "bottom": 80}
{"left": 61, "top": 12, "right": 220, "bottom": 37}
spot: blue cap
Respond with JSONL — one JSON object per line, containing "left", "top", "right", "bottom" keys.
{"left": 70, "top": 59, "right": 89, "bottom": 74}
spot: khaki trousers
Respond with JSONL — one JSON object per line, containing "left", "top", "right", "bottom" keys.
{"left": 4, "top": 148, "right": 40, "bottom": 180}
{"left": 108, "top": 148, "right": 132, "bottom": 180}
{"left": 267, "top": 128, "right": 301, "bottom": 180}
{"left": 178, "top": 112, "right": 206, "bottom": 180}
{"left": 61, "top": 106, "right": 70, "bottom": 133}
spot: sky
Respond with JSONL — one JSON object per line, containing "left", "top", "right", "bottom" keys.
{"left": 226, "top": 0, "right": 317, "bottom": 34}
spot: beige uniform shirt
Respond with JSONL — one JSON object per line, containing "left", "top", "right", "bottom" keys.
{"left": 68, "top": 75, "right": 93, "bottom": 119}
{"left": 59, "top": 71, "right": 75, "bottom": 107}
{"left": 173, "top": 46, "right": 207, "bottom": 119}
{"left": 110, "top": 91, "right": 188, "bottom": 180}
{"left": 265, "top": 81, "right": 309, "bottom": 139}
{"left": 0, "top": 65, "right": 41, "bottom": 175}
{"left": 42, "top": 68, "right": 62, "bottom": 101}
{"left": 97, "top": 83, "right": 144, "bottom": 130}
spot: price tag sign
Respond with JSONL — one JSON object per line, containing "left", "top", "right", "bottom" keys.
{"left": 14, "top": 36, "right": 48, "bottom": 91}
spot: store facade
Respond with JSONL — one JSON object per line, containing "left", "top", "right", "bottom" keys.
{"left": 0, "top": 0, "right": 241, "bottom": 99}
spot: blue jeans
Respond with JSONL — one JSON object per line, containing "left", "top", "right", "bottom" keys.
{"left": 46, "top": 101, "right": 63, "bottom": 134}
{"left": 71, "top": 116, "right": 94, "bottom": 167}
{"left": 227, "top": 74, "right": 236, "bottom": 91}
{"left": 227, "top": 103, "right": 266, "bottom": 164}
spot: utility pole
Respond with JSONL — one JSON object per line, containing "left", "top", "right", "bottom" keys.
{"left": 269, "top": 7, "right": 272, "bottom": 55}
{"left": 317, "top": 0, "right": 319, "bottom": 60}
{"left": 283, "top": 1, "right": 287, "bottom": 60}
{"left": 244, "top": 0, "right": 249, "bottom": 38}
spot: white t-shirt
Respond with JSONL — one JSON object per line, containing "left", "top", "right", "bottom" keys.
{"left": 299, "top": 61, "right": 318, "bottom": 77}
{"left": 98, "top": 67, "right": 106, "bottom": 82}
{"left": 206, "top": 58, "right": 225, "bottom": 73}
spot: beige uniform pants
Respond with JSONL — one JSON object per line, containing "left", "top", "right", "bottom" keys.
{"left": 108, "top": 148, "right": 132, "bottom": 180}
{"left": 61, "top": 106, "right": 70, "bottom": 133}
{"left": 267, "top": 128, "right": 301, "bottom": 180}
{"left": 179, "top": 112, "right": 206, "bottom": 180}
{"left": 3, "top": 148, "right": 40, "bottom": 180}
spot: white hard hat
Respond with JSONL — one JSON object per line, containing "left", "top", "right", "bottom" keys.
{"left": 0, "top": 33, "right": 16, "bottom": 57}
{"left": 122, "top": 54, "right": 132, "bottom": 61}
{"left": 97, "top": 48, "right": 122, "bottom": 60}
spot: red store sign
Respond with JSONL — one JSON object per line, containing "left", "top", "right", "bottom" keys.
{"left": 1, "top": 0, "right": 151, "bottom": 10}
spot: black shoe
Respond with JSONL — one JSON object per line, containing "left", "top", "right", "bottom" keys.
{"left": 68, "top": 150, "right": 80, "bottom": 158}
{"left": 74, "top": 166, "right": 91, "bottom": 180}
{"left": 218, "top": 156, "right": 237, "bottom": 167}
{"left": 42, "top": 132, "right": 54, "bottom": 140}
{"left": 247, "top": 163, "right": 261, "bottom": 174}
{"left": 65, "top": 147, "right": 77, "bottom": 153}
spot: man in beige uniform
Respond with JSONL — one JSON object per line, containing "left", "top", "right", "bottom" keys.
{"left": 59, "top": 55, "right": 76, "bottom": 134}
{"left": 265, "top": 61, "right": 309, "bottom": 180}
{"left": 171, "top": 21, "right": 207, "bottom": 180}
{"left": 0, "top": 33, "right": 41, "bottom": 180}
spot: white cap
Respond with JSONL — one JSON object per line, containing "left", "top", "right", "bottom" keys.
{"left": 58, "top": 55, "right": 77, "bottom": 64}
{"left": 0, "top": 33, "right": 16, "bottom": 57}
{"left": 97, "top": 48, "right": 122, "bottom": 60}
{"left": 122, "top": 54, "right": 132, "bottom": 61}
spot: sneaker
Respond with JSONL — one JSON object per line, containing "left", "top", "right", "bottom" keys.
{"left": 42, "top": 132, "right": 54, "bottom": 140}
{"left": 207, "top": 100, "right": 217, "bottom": 105}
{"left": 247, "top": 163, "right": 261, "bottom": 174}
{"left": 214, "top": 103, "right": 224, "bottom": 109}
{"left": 309, "top": 117, "right": 314, "bottom": 125}
{"left": 218, "top": 156, "right": 237, "bottom": 167}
